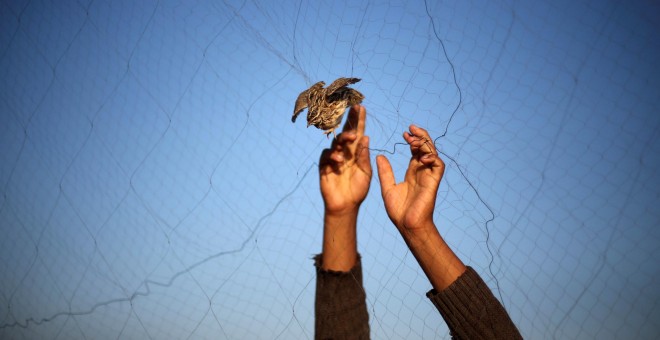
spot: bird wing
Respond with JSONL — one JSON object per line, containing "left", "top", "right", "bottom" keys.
{"left": 326, "top": 77, "right": 361, "bottom": 95}
{"left": 292, "top": 89, "right": 308, "bottom": 122}
{"left": 345, "top": 88, "right": 365, "bottom": 106}
{"left": 292, "top": 81, "right": 325, "bottom": 123}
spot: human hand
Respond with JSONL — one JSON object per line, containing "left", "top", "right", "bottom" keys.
{"left": 318, "top": 105, "right": 371, "bottom": 271}
{"left": 319, "top": 105, "right": 372, "bottom": 217}
{"left": 376, "top": 125, "right": 445, "bottom": 237}
{"left": 377, "top": 126, "right": 464, "bottom": 290}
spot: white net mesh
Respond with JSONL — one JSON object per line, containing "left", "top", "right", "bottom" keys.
{"left": 1, "top": 0, "right": 659, "bottom": 339}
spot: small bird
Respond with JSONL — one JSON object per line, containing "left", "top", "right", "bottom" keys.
{"left": 292, "top": 77, "right": 364, "bottom": 138}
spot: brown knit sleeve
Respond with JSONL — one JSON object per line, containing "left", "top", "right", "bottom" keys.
{"left": 426, "top": 267, "right": 522, "bottom": 340}
{"left": 314, "top": 254, "right": 370, "bottom": 340}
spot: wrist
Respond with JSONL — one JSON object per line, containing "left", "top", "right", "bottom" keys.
{"left": 325, "top": 206, "right": 359, "bottom": 219}
{"left": 399, "top": 219, "right": 437, "bottom": 241}
{"left": 324, "top": 209, "right": 359, "bottom": 234}
{"left": 322, "top": 209, "right": 359, "bottom": 271}
{"left": 402, "top": 223, "right": 441, "bottom": 250}
{"left": 402, "top": 225, "right": 466, "bottom": 291}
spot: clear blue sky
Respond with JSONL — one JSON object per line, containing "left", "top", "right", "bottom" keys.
{"left": 1, "top": 0, "right": 658, "bottom": 339}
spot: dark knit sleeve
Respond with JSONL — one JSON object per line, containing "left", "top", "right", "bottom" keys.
{"left": 426, "top": 267, "right": 522, "bottom": 340}
{"left": 314, "top": 254, "right": 370, "bottom": 340}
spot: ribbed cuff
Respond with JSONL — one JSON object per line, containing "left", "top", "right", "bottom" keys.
{"left": 314, "top": 254, "right": 370, "bottom": 340}
{"left": 426, "top": 267, "right": 522, "bottom": 340}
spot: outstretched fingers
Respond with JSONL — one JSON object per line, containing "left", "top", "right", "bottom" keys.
{"left": 343, "top": 104, "right": 366, "bottom": 135}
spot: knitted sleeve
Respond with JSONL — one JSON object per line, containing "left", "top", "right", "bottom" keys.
{"left": 314, "top": 254, "right": 370, "bottom": 340}
{"left": 426, "top": 267, "right": 522, "bottom": 340}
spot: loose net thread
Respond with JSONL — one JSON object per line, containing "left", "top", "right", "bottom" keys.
{"left": 1, "top": 0, "right": 659, "bottom": 339}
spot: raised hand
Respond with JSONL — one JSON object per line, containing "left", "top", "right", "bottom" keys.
{"left": 318, "top": 105, "right": 371, "bottom": 271}
{"left": 319, "top": 105, "right": 371, "bottom": 216}
{"left": 376, "top": 125, "right": 444, "bottom": 235}
{"left": 376, "top": 125, "right": 465, "bottom": 291}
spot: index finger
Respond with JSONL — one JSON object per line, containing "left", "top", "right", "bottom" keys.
{"left": 342, "top": 105, "right": 366, "bottom": 136}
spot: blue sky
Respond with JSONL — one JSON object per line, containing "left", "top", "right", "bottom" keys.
{"left": 1, "top": 0, "right": 659, "bottom": 339}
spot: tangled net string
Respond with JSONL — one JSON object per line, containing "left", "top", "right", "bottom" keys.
{"left": 1, "top": 0, "right": 658, "bottom": 339}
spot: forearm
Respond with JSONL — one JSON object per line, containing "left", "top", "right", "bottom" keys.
{"left": 402, "top": 223, "right": 466, "bottom": 291}
{"left": 321, "top": 210, "right": 359, "bottom": 271}
{"left": 408, "top": 225, "right": 522, "bottom": 337}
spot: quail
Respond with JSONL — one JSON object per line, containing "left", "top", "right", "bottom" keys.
{"left": 292, "top": 77, "right": 364, "bottom": 138}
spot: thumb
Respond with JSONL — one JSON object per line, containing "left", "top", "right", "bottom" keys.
{"left": 376, "top": 155, "right": 396, "bottom": 195}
